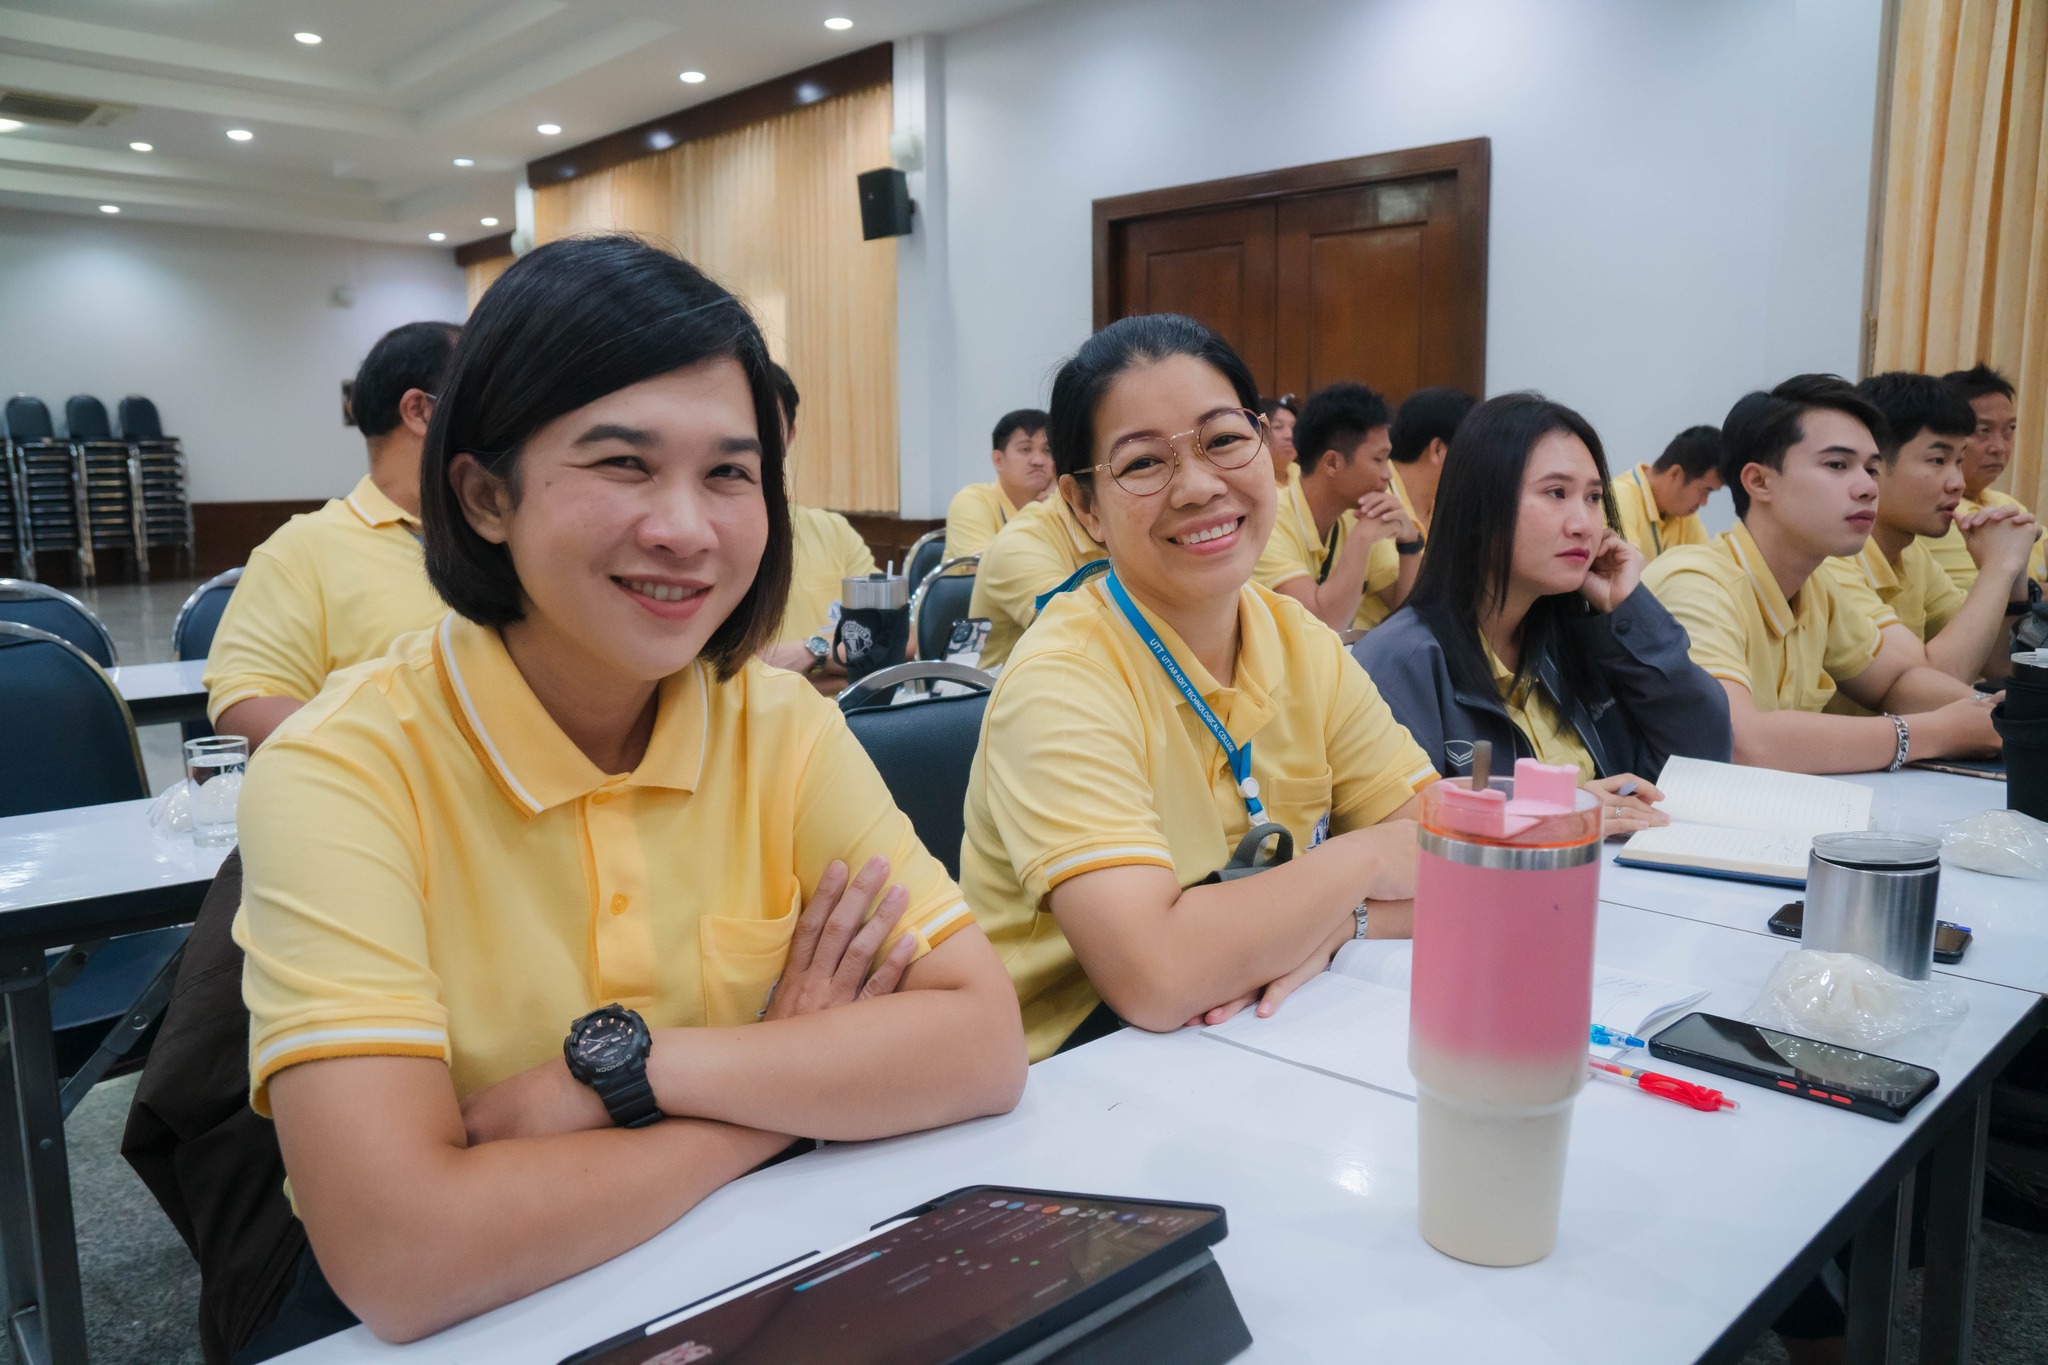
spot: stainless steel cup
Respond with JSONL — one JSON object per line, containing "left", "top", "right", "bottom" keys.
{"left": 836, "top": 572, "right": 911, "bottom": 682}
{"left": 1802, "top": 832, "right": 1942, "bottom": 980}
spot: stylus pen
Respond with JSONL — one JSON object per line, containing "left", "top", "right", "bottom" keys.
{"left": 1588, "top": 1057, "right": 1739, "bottom": 1112}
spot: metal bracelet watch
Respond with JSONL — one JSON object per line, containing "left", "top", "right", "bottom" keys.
{"left": 1352, "top": 900, "right": 1371, "bottom": 939}
{"left": 802, "top": 634, "right": 832, "bottom": 675}
{"left": 1883, "top": 713, "right": 1910, "bottom": 773}
{"left": 563, "top": 1003, "right": 661, "bottom": 1129}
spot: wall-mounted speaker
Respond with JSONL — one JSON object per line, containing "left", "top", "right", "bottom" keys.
{"left": 857, "top": 167, "right": 916, "bottom": 240}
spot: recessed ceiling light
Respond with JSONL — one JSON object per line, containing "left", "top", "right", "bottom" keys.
{"left": 226, "top": 128, "right": 254, "bottom": 142}
{"left": 295, "top": 32, "right": 322, "bottom": 45}
{"left": 129, "top": 141, "right": 153, "bottom": 153}
{"left": 99, "top": 204, "right": 120, "bottom": 214}
{"left": 824, "top": 17, "right": 854, "bottom": 30}
{"left": 480, "top": 216, "right": 499, "bottom": 227}
{"left": 452, "top": 157, "right": 474, "bottom": 167}
{"left": 428, "top": 232, "right": 447, "bottom": 242}
{"left": 680, "top": 70, "right": 706, "bottom": 83}
{"left": 0, "top": 120, "right": 21, "bottom": 133}
{"left": 537, "top": 123, "right": 561, "bottom": 136}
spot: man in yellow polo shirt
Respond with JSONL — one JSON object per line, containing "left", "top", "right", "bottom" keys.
{"left": 1824, "top": 373, "right": 2037, "bottom": 697}
{"left": 1251, "top": 381, "right": 1419, "bottom": 632}
{"left": 942, "top": 408, "right": 1053, "bottom": 560}
{"left": 1642, "top": 374, "right": 2000, "bottom": 773}
{"left": 1611, "top": 426, "right": 1722, "bottom": 563}
{"left": 205, "top": 321, "right": 458, "bottom": 748}
{"left": 1924, "top": 364, "right": 2046, "bottom": 589}
{"left": 1386, "top": 385, "right": 1475, "bottom": 546}
{"left": 966, "top": 492, "right": 1106, "bottom": 670}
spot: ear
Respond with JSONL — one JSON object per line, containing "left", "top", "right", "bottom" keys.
{"left": 991, "top": 448, "right": 1004, "bottom": 470}
{"left": 1059, "top": 473, "right": 1105, "bottom": 543}
{"left": 1739, "top": 461, "right": 1773, "bottom": 510}
{"left": 1427, "top": 437, "right": 1450, "bottom": 468}
{"left": 397, "top": 388, "right": 435, "bottom": 439}
{"left": 448, "top": 452, "right": 513, "bottom": 546}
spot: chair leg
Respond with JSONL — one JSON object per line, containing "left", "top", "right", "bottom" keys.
{"left": 0, "top": 947, "right": 90, "bottom": 1364}
{"left": 57, "top": 942, "right": 184, "bottom": 1118}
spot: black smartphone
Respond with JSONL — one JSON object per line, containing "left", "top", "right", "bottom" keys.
{"left": 1648, "top": 1012, "right": 1939, "bottom": 1122}
{"left": 561, "top": 1187, "right": 1231, "bottom": 1365}
{"left": 1766, "top": 902, "right": 1971, "bottom": 964}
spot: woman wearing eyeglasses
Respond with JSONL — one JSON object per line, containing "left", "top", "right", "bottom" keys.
{"left": 960, "top": 314, "right": 1436, "bottom": 1063}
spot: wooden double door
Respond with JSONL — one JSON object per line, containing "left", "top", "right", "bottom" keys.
{"left": 1094, "top": 139, "right": 1489, "bottom": 405}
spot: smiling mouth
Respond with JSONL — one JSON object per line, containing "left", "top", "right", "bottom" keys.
{"left": 1171, "top": 517, "right": 1243, "bottom": 547}
{"left": 617, "top": 577, "right": 708, "bottom": 603}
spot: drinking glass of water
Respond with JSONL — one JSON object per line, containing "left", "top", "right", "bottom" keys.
{"left": 184, "top": 735, "right": 248, "bottom": 847}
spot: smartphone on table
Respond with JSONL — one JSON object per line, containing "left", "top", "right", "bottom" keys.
{"left": 1767, "top": 901, "right": 1972, "bottom": 964}
{"left": 1648, "top": 1012, "right": 1938, "bottom": 1122}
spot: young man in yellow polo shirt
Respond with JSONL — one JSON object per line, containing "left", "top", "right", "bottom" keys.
{"left": 965, "top": 483, "right": 1107, "bottom": 670}
{"left": 1923, "top": 364, "right": 2046, "bottom": 590}
{"left": 941, "top": 408, "right": 1053, "bottom": 559}
{"left": 1250, "top": 381, "right": 1420, "bottom": 632}
{"left": 1825, "top": 373, "right": 2037, "bottom": 692}
{"left": 1611, "top": 425, "right": 1722, "bottom": 562}
{"left": 1386, "top": 385, "right": 1476, "bottom": 544}
{"left": 1642, "top": 374, "right": 2001, "bottom": 773}
{"left": 205, "top": 321, "right": 458, "bottom": 748}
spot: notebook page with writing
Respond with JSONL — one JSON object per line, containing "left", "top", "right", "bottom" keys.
{"left": 1200, "top": 973, "right": 1417, "bottom": 1098}
{"left": 1615, "top": 821, "right": 1818, "bottom": 882}
{"left": 1652, "top": 757, "right": 1872, "bottom": 841}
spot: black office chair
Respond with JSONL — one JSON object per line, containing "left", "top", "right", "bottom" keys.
{"left": 905, "top": 528, "right": 947, "bottom": 595}
{"left": 171, "top": 567, "right": 241, "bottom": 741}
{"left": 68, "top": 394, "right": 148, "bottom": 581}
{"left": 841, "top": 662, "right": 996, "bottom": 880}
{"left": 910, "top": 555, "right": 980, "bottom": 661}
{"left": 0, "top": 577, "right": 117, "bottom": 666}
{"left": 118, "top": 394, "right": 196, "bottom": 579}
{"left": 5, "top": 395, "right": 90, "bottom": 583}
{"left": 0, "top": 622, "right": 186, "bottom": 1104}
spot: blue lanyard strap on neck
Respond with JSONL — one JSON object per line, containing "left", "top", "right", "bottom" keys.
{"left": 1035, "top": 558, "right": 1111, "bottom": 612}
{"left": 1101, "top": 568, "right": 1268, "bottom": 823}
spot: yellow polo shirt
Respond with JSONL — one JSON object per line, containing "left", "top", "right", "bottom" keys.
{"left": 1611, "top": 464, "right": 1709, "bottom": 563}
{"left": 1824, "top": 537, "right": 1961, "bottom": 642}
{"left": 1642, "top": 522, "right": 1881, "bottom": 713}
{"left": 1390, "top": 465, "right": 1431, "bottom": 540}
{"left": 967, "top": 495, "right": 1106, "bottom": 670}
{"left": 1483, "top": 641, "right": 1596, "bottom": 782}
{"left": 943, "top": 482, "right": 1022, "bottom": 561}
{"left": 777, "top": 505, "right": 878, "bottom": 643}
{"left": 961, "top": 579, "right": 1436, "bottom": 1060}
{"left": 202, "top": 476, "right": 446, "bottom": 723}
{"left": 235, "top": 614, "right": 972, "bottom": 1112}
{"left": 1924, "top": 488, "right": 2047, "bottom": 590}
{"left": 1251, "top": 475, "right": 1402, "bottom": 631}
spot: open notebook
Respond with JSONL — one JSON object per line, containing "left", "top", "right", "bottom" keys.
{"left": 1612, "top": 756, "right": 1873, "bottom": 887}
{"left": 1200, "top": 940, "right": 1707, "bottom": 1097}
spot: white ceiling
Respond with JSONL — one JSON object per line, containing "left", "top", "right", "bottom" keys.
{"left": 0, "top": 0, "right": 1040, "bottom": 248}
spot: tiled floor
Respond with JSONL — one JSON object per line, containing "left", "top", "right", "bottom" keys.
{"left": 74, "top": 576, "right": 205, "bottom": 793}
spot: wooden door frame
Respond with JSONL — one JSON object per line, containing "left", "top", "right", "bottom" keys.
{"left": 1092, "top": 137, "right": 1490, "bottom": 395}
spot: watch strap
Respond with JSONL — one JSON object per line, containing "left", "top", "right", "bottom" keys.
{"left": 591, "top": 1067, "right": 662, "bottom": 1129}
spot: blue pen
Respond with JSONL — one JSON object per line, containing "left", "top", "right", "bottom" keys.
{"left": 1590, "top": 1023, "right": 1647, "bottom": 1050}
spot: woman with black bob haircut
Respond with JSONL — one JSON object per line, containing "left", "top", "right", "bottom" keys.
{"left": 1354, "top": 391, "right": 1730, "bottom": 829}
{"left": 960, "top": 313, "right": 1437, "bottom": 1063}
{"left": 233, "top": 234, "right": 1024, "bottom": 1352}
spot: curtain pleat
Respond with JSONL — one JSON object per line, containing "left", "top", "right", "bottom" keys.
{"left": 530, "top": 84, "right": 898, "bottom": 513}
{"left": 463, "top": 255, "right": 513, "bottom": 314}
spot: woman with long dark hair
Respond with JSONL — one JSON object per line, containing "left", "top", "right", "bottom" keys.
{"left": 1354, "top": 392, "right": 1730, "bottom": 831}
{"left": 233, "top": 235, "right": 1024, "bottom": 1351}
{"left": 961, "top": 314, "right": 1435, "bottom": 1063}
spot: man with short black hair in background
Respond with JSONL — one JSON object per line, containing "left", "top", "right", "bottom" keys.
{"left": 943, "top": 409, "right": 1053, "bottom": 560}
{"left": 1924, "top": 363, "right": 2046, "bottom": 589}
{"left": 207, "top": 321, "right": 459, "bottom": 748}
{"left": 1385, "top": 385, "right": 1477, "bottom": 544}
{"left": 1611, "top": 425, "right": 1723, "bottom": 563}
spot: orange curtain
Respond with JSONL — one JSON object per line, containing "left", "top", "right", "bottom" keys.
{"left": 463, "top": 254, "right": 513, "bottom": 313}
{"left": 532, "top": 83, "right": 898, "bottom": 513}
{"left": 1874, "top": 0, "right": 2048, "bottom": 512}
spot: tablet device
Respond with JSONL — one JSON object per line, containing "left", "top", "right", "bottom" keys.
{"left": 561, "top": 1187, "right": 1229, "bottom": 1365}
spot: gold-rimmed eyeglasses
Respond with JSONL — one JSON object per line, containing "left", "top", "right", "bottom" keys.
{"left": 1088, "top": 408, "right": 1268, "bottom": 496}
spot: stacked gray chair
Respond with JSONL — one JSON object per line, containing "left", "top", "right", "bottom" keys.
{"left": 0, "top": 425, "right": 25, "bottom": 577}
{"left": 4, "top": 396, "right": 89, "bottom": 583}
{"left": 68, "top": 395, "right": 149, "bottom": 583}
{"left": 119, "top": 396, "right": 195, "bottom": 579}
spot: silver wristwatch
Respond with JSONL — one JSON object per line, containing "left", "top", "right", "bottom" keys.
{"left": 802, "top": 634, "right": 831, "bottom": 675}
{"left": 1352, "top": 900, "right": 1370, "bottom": 940}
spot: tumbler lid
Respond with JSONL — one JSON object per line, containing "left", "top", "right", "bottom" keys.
{"left": 841, "top": 572, "right": 909, "bottom": 609}
{"left": 1810, "top": 831, "right": 1941, "bottom": 871}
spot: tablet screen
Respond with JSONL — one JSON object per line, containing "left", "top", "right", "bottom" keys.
{"left": 577, "top": 1191, "right": 1221, "bottom": 1365}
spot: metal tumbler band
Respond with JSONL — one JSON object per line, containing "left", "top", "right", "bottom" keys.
{"left": 1417, "top": 829, "right": 1603, "bottom": 870}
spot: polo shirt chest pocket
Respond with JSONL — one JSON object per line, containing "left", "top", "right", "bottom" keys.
{"left": 1262, "top": 769, "right": 1333, "bottom": 849}
{"left": 698, "top": 885, "right": 801, "bottom": 1027}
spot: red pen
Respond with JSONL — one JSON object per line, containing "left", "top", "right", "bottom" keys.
{"left": 1588, "top": 1057, "right": 1738, "bottom": 1112}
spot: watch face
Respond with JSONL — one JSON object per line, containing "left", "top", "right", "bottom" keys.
{"left": 574, "top": 1011, "right": 641, "bottom": 1074}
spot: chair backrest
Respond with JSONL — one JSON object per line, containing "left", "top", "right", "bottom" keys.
{"left": 0, "top": 578, "right": 117, "bottom": 665}
{"left": 912, "top": 558, "right": 981, "bottom": 662}
{"left": 118, "top": 395, "right": 166, "bottom": 443}
{"left": 4, "top": 395, "right": 55, "bottom": 443}
{"left": 843, "top": 682, "right": 993, "bottom": 880}
{"left": 173, "top": 567, "right": 242, "bottom": 661}
{"left": 66, "top": 395, "right": 113, "bottom": 442}
{"left": 905, "top": 529, "right": 947, "bottom": 594}
{"left": 0, "top": 623, "right": 147, "bottom": 816}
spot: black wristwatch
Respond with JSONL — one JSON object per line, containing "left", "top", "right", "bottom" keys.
{"left": 563, "top": 1003, "right": 661, "bottom": 1128}
{"left": 1396, "top": 537, "right": 1425, "bottom": 556}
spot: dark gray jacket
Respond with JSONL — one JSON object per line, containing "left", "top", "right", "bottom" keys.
{"left": 1351, "top": 589, "right": 1732, "bottom": 781}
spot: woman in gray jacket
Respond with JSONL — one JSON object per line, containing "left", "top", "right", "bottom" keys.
{"left": 1353, "top": 393, "right": 1731, "bottom": 834}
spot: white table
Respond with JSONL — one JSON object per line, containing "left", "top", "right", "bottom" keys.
{"left": 1600, "top": 768, "right": 2048, "bottom": 996}
{"left": 283, "top": 902, "right": 2044, "bottom": 1365}
{"left": 0, "top": 800, "right": 228, "bottom": 1365}
{"left": 107, "top": 659, "right": 209, "bottom": 728}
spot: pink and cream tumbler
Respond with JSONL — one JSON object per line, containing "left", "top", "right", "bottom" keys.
{"left": 1410, "top": 757, "right": 1603, "bottom": 1266}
